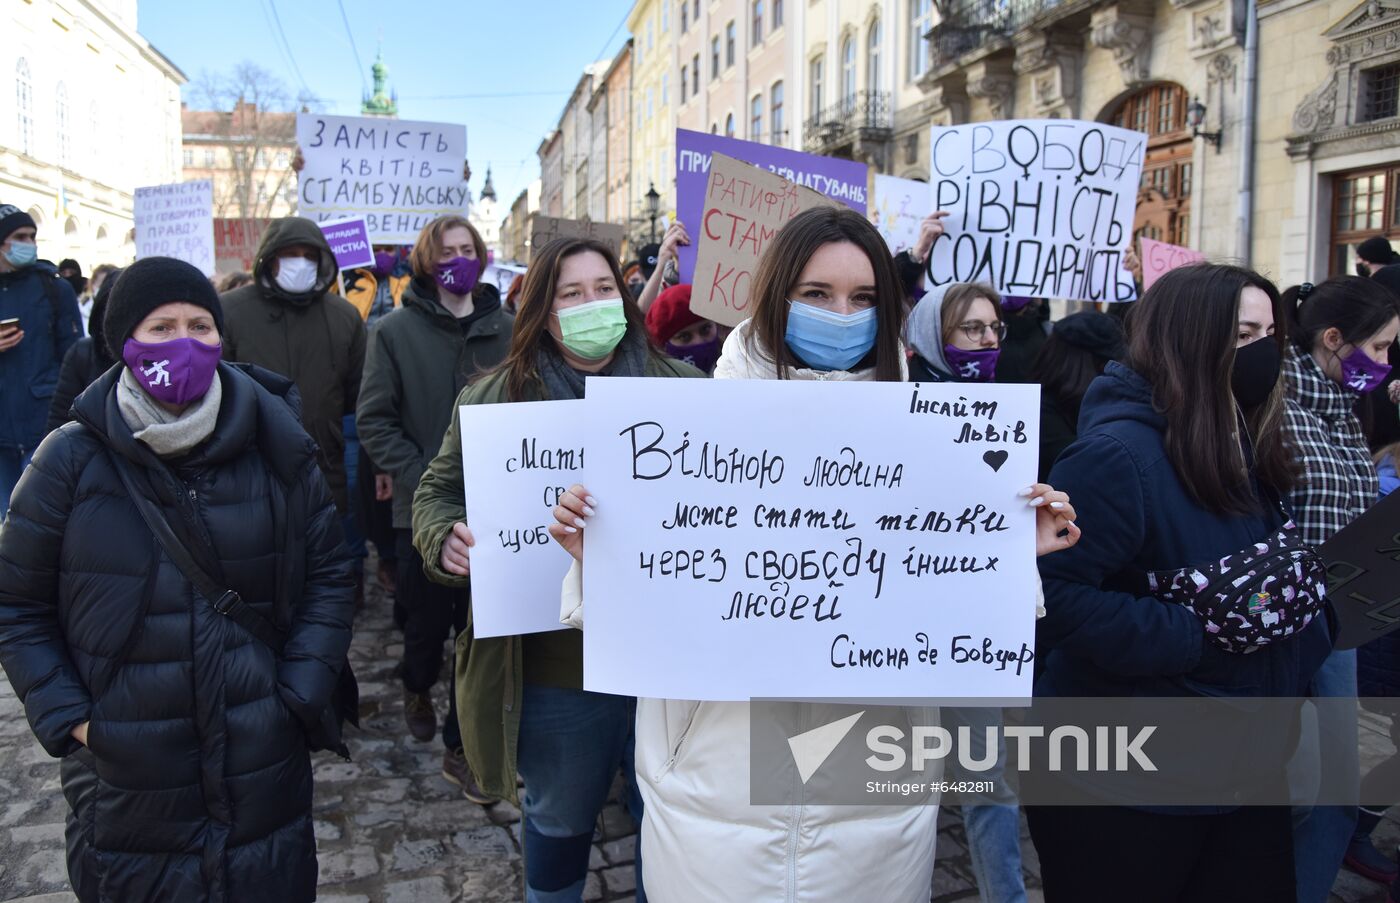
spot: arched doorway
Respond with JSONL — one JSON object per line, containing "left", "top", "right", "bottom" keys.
{"left": 1110, "top": 83, "right": 1194, "bottom": 248}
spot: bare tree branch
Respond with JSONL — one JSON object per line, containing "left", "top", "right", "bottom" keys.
{"left": 186, "top": 62, "right": 319, "bottom": 234}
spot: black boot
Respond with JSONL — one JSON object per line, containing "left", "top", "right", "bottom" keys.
{"left": 1347, "top": 806, "right": 1397, "bottom": 885}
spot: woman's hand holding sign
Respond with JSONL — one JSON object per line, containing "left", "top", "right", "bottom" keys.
{"left": 440, "top": 522, "right": 476, "bottom": 576}
{"left": 549, "top": 484, "right": 596, "bottom": 563}
{"left": 1024, "top": 483, "right": 1080, "bottom": 555}
{"left": 911, "top": 211, "right": 951, "bottom": 265}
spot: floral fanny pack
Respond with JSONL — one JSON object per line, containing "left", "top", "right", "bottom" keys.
{"left": 1144, "top": 519, "right": 1328, "bottom": 654}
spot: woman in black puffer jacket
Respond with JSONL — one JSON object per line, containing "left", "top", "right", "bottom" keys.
{"left": 45, "top": 266, "right": 119, "bottom": 433}
{"left": 0, "top": 257, "right": 355, "bottom": 903}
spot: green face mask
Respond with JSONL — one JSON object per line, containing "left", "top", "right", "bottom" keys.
{"left": 555, "top": 297, "right": 627, "bottom": 360}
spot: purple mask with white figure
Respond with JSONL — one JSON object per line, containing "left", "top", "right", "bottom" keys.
{"left": 434, "top": 256, "right": 481, "bottom": 295}
{"left": 942, "top": 345, "right": 1000, "bottom": 382}
{"left": 122, "top": 337, "right": 222, "bottom": 406}
{"left": 1339, "top": 347, "right": 1392, "bottom": 394}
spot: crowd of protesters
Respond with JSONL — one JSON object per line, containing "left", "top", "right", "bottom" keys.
{"left": 3, "top": 187, "right": 1400, "bottom": 903}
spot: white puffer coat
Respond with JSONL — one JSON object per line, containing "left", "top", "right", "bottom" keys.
{"left": 566, "top": 323, "right": 942, "bottom": 902}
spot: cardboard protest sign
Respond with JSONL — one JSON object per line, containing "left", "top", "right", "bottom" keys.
{"left": 318, "top": 216, "right": 374, "bottom": 271}
{"left": 213, "top": 217, "right": 271, "bottom": 273}
{"left": 1140, "top": 237, "right": 1206, "bottom": 290}
{"left": 927, "top": 120, "right": 1146, "bottom": 303}
{"left": 675, "top": 129, "right": 868, "bottom": 281}
{"left": 460, "top": 400, "right": 580, "bottom": 638}
{"left": 529, "top": 216, "right": 625, "bottom": 260}
{"left": 296, "top": 113, "right": 468, "bottom": 243}
{"left": 581, "top": 377, "right": 1041, "bottom": 701}
{"left": 690, "top": 154, "right": 841, "bottom": 327}
{"left": 872, "top": 174, "right": 932, "bottom": 254}
{"left": 134, "top": 180, "right": 215, "bottom": 276}
{"left": 1322, "top": 490, "right": 1400, "bottom": 650}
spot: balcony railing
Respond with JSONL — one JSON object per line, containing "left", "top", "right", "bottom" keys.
{"left": 802, "top": 91, "right": 893, "bottom": 153}
{"left": 928, "top": 0, "right": 1068, "bottom": 69}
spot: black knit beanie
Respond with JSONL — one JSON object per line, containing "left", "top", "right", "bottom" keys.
{"left": 104, "top": 257, "right": 224, "bottom": 360}
{"left": 1052, "top": 312, "right": 1126, "bottom": 361}
{"left": 1358, "top": 236, "right": 1400, "bottom": 266}
{"left": 0, "top": 204, "right": 36, "bottom": 244}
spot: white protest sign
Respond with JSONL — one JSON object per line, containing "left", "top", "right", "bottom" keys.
{"left": 872, "top": 174, "right": 931, "bottom": 255}
{"left": 296, "top": 113, "right": 469, "bottom": 243}
{"left": 460, "top": 400, "right": 579, "bottom": 638}
{"left": 928, "top": 120, "right": 1146, "bottom": 303}
{"left": 581, "top": 378, "right": 1040, "bottom": 701}
{"left": 134, "top": 180, "right": 215, "bottom": 276}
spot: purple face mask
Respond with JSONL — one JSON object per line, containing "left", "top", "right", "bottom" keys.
{"left": 435, "top": 256, "right": 480, "bottom": 295}
{"left": 1339, "top": 347, "right": 1393, "bottom": 394}
{"left": 372, "top": 251, "right": 396, "bottom": 277}
{"left": 122, "top": 337, "right": 222, "bottom": 406}
{"left": 943, "top": 345, "right": 1000, "bottom": 382}
{"left": 1002, "top": 295, "right": 1035, "bottom": 313}
{"left": 665, "top": 336, "right": 723, "bottom": 374}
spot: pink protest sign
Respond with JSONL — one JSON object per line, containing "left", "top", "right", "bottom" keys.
{"left": 1140, "top": 237, "right": 1206, "bottom": 290}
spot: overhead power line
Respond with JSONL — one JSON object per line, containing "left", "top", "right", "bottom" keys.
{"left": 336, "top": 0, "right": 368, "bottom": 94}
{"left": 398, "top": 90, "right": 570, "bottom": 100}
{"left": 264, "top": 0, "right": 311, "bottom": 97}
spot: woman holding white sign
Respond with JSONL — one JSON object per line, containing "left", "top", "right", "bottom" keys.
{"left": 411, "top": 236, "right": 704, "bottom": 903}
{"left": 548, "top": 207, "right": 1079, "bottom": 902}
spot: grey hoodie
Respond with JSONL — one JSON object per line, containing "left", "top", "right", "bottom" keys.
{"left": 906, "top": 282, "right": 955, "bottom": 379}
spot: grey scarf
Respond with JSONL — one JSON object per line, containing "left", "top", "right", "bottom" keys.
{"left": 536, "top": 330, "right": 650, "bottom": 400}
{"left": 116, "top": 367, "right": 223, "bottom": 458}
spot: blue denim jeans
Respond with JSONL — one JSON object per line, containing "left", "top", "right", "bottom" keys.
{"left": 516, "top": 684, "right": 645, "bottom": 903}
{"left": 341, "top": 415, "right": 367, "bottom": 564}
{"left": 0, "top": 446, "right": 33, "bottom": 521}
{"left": 965, "top": 805, "right": 1028, "bottom": 903}
{"left": 946, "top": 706, "right": 1027, "bottom": 903}
{"left": 1292, "top": 648, "right": 1359, "bottom": 903}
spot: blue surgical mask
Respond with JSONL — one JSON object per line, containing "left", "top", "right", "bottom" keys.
{"left": 783, "top": 301, "right": 878, "bottom": 371}
{"left": 3, "top": 241, "right": 37, "bottom": 268}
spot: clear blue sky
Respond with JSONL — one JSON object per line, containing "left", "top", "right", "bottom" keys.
{"left": 138, "top": 0, "right": 634, "bottom": 212}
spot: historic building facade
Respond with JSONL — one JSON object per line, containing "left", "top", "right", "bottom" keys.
{"left": 2, "top": 0, "right": 185, "bottom": 267}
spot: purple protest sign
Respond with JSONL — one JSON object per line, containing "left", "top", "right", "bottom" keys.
{"left": 318, "top": 216, "right": 375, "bottom": 271}
{"left": 674, "top": 129, "right": 869, "bottom": 281}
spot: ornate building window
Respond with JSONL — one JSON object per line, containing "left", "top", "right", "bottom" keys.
{"left": 1362, "top": 62, "right": 1400, "bottom": 122}
{"left": 1113, "top": 83, "right": 1192, "bottom": 248}
{"left": 16, "top": 59, "right": 34, "bottom": 156}
{"left": 1330, "top": 167, "right": 1400, "bottom": 273}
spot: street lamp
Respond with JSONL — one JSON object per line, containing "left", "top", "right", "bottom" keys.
{"left": 1186, "top": 96, "right": 1222, "bottom": 152}
{"left": 646, "top": 182, "right": 661, "bottom": 243}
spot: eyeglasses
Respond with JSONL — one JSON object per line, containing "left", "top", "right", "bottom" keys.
{"left": 957, "top": 320, "right": 1007, "bottom": 343}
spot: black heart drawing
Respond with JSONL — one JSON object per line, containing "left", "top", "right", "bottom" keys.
{"left": 983, "top": 450, "right": 1009, "bottom": 472}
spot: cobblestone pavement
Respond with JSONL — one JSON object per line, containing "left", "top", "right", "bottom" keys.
{"left": 0, "top": 566, "right": 1397, "bottom": 902}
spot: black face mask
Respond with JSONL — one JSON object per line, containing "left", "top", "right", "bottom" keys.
{"left": 1231, "top": 336, "right": 1281, "bottom": 408}
{"left": 1357, "top": 262, "right": 1372, "bottom": 278}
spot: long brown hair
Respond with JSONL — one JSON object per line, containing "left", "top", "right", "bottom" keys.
{"left": 490, "top": 236, "right": 654, "bottom": 402}
{"left": 408, "top": 215, "right": 488, "bottom": 279}
{"left": 1123, "top": 263, "right": 1294, "bottom": 515}
{"left": 939, "top": 283, "right": 1002, "bottom": 343}
{"left": 745, "top": 206, "right": 905, "bottom": 381}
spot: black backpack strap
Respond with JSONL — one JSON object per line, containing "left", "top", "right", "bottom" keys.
{"left": 109, "top": 453, "right": 287, "bottom": 654}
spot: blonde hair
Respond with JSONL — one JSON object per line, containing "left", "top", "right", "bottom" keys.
{"left": 408, "top": 216, "right": 487, "bottom": 280}
{"left": 939, "top": 283, "right": 1002, "bottom": 344}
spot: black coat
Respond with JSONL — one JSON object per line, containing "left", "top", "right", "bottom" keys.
{"left": 45, "top": 338, "right": 114, "bottom": 433}
{"left": 0, "top": 362, "right": 355, "bottom": 903}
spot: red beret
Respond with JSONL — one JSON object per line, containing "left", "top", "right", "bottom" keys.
{"left": 645, "top": 283, "right": 702, "bottom": 346}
